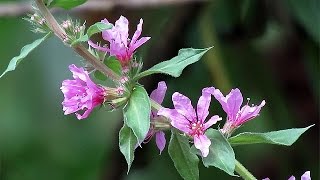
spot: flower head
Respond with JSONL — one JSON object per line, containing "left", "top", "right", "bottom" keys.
{"left": 61, "top": 64, "right": 105, "bottom": 120}
{"left": 213, "top": 88, "right": 265, "bottom": 136}
{"left": 144, "top": 81, "right": 168, "bottom": 154}
{"left": 88, "top": 16, "right": 151, "bottom": 66}
{"left": 158, "top": 87, "right": 221, "bottom": 157}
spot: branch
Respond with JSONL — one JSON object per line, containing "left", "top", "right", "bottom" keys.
{"left": 0, "top": 0, "right": 208, "bottom": 17}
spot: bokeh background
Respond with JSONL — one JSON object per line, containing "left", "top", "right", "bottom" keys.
{"left": 0, "top": 0, "right": 319, "bottom": 179}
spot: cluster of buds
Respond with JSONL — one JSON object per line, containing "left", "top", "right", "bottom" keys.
{"left": 24, "top": 13, "right": 50, "bottom": 33}
{"left": 60, "top": 19, "right": 85, "bottom": 44}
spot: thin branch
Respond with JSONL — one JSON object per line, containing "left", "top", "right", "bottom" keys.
{"left": 0, "top": 0, "right": 208, "bottom": 17}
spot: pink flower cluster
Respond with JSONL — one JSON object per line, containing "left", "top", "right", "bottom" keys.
{"left": 89, "top": 16, "right": 150, "bottom": 66}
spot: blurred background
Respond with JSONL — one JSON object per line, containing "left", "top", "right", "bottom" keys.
{"left": 0, "top": 0, "right": 319, "bottom": 179}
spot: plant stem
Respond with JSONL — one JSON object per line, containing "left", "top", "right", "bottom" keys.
{"left": 235, "top": 159, "right": 257, "bottom": 180}
{"left": 150, "top": 99, "right": 163, "bottom": 111}
{"left": 35, "top": 0, "right": 120, "bottom": 81}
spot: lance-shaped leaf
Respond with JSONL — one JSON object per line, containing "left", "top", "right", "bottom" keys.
{"left": 201, "top": 129, "right": 236, "bottom": 176}
{"left": 119, "top": 124, "right": 138, "bottom": 173}
{"left": 72, "top": 22, "right": 113, "bottom": 45}
{"left": 168, "top": 131, "right": 199, "bottom": 180}
{"left": 134, "top": 47, "right": 213, "bottom": 80}
{"left": 228, "top": 125, "right": 314, "bottom": 146}
{"left": 123, "top": 85, "right": 151, "bottom": 142}
{"left": 0, "top": 33, "right": 51, "bottom": 79}
{"left": 49, "top": 0, "right": 87, "bottom": 9}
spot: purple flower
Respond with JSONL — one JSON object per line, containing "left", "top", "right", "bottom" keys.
{"left": 288, "top": 171, "right": 311, "bottom": 180}
{"left": 88, "top": 16, "right": 151, "bottom": 66}
{"left": 213, "top": 88, "right": 265, "bottom": 135}
{"left": 144, "top": 81, "right": 168, "bottom": 154}
{"left": 158, "top": 87, "right": 222, "bottom": 157}
{"left": 61, "top": 64, "right": 105, "bottom": 120}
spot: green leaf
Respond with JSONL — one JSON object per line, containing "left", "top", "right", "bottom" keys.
{"left": 71, "top": 22, "right": 113, "bottom": 45}
{"left": 94, "top": 71, "right": 107, "bottom": 81}
{"left": 201, "top": 129, "right": 236, "bottom": 176}
{"left": 49, "top": 0, "right": 87, "bottom": 9}
{"left": 0, "top": 33, "right": 51, "bottom": 79}
{"left": 104, "top": 56, "right": 122, "bottom": 76}
{"left": 119, "top": 124, "right": 138, "bottom": 173}
{"left": 123, "top": 85, "right": 151, "bottom": 142}
{"left": 168, "top": 131, "right": 199, "bottom": 180}
{"left": 134, "top": 47, "right": 213, "bottom": 80}
{"left": 228, "top": 125, "right": 314, "bottom": 146}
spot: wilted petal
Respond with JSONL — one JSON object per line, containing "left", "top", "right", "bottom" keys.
{"left": 301, "top": 171, "right": 311, "bottom": 180}
{"left": 172, "top": 92, "right": 197, "bottom": 122}
{"left": 150, "top": 81, "right": 167, "bottom": 104}
{"left": 155, "top": 131, "right": 166, "bottom": 154}
{"left": 88, "top": 40, "right": 109, "bottom": 52}
{"left": 197, "top": 87, "right": 215, "bottom": 123}
{"left": 158, "top": 108, "right": 190, "bottom": 134}
{"left": 204, "top": 115, "right": 221, "bottom": 130}
{"left": 194, "top": 134, "right": 211, "bottom": 157}
{"left": 226, "top": 88, "right": 243, "bottom": 120}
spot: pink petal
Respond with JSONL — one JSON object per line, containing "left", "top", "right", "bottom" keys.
{"left": 172, "top": 92, "right": 197, "bottom": 122}
{"left": 150, "top": 81, "right": 167, "bottom": 104}
{"left": 155, "top": 131, "right": 166, "bottom": 154}
{"left": 288, "top": 176, "right": 296, "bottom": 180}
{"left": 197, "top": 87, "right": 215, "bottom": 123}
{"left": 194, "top": 134, "right": 211, "bottom": 157}
{"left": 69, "top": 64, "right": 88, "bottom": 82}
{"left": 158, "top": 108, "right": 190, "bottom": 134}
{"left": 114, "top": 16, "right": 129, "bottom": 46}
{"left": 88, "top": 40, "right": 109, "bottom": 52}
{"left": 129, "top": 37, "right": 151, "bottom": 54}
{"left": 301, "top": 171, "right": 311, "bottom": 180}
{"left": 226, "top": 88, "right": 243, "bottom": 121}
{"left": 75, "top": 108, "right": 93, "bottom": 120}
{"left": 213, "top": 89, "right": 229, "bottom": 114}
{"left": 237, "top": 100, "right": 266, "bottom": 126}
{"left": 204, "top": 115, "right": 222, "bottom": 130}
{"left": 262, "top": 178, "right": 270, "bottom": 180}
{"left": 130, "top": 18, "right": 143, "bottom": 47}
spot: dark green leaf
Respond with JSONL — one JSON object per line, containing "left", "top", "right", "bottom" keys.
{"left": 168, "top": 131, "right": 199, "bottom": 180}
{"left": 119, "top": 124, "right": 138, "bottom": 173}
{"left": 134, "top": 47, "right": 213, "bottom": 80}
{"left": 49, "top": 0, "right": 87, "bottom": 9}
{"left": 123, "top": 85, "right": 151, "bottom": 142}
{"left": 228, "top": 125, "right": 314, "bottom": 146}
{"left": 0, "top": 33, "right": 51, "bottom": 79}
{"left": 202, "top": 129, "right": 235, "bottom": 176}
{"left": 94, "top": 70, "right": 107, "bottom": 81}
{"left": 104, "top": 56, "right": 122, "bottom": 76}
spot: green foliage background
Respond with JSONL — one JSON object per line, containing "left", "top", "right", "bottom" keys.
{"left": 0, "top": 0, "right": 318, "bottom": 179}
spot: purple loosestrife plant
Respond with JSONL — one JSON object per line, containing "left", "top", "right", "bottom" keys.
{"left": 88, "top": 16, "right": 151, "bottom": 66}
{"left": 158, "top": 87, "right": 222, "bottom": 157}
{"left": 1, "top": 1, "right": 314, "bottom": 179}
{"left": 213, "top": 88, "right": 266, "bottom": 137}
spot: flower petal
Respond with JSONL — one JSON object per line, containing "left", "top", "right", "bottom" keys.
{"left": 301, "top": 171, "right": 311, "bottom": 180}
{"left": 236, "top": 100, "right": 266, "bottom": 126}
{"left": 129, "top": 37, "right": 151, "bottom": 54}
{"left": 88, "top": 40, "right": 109, "bottom": 52}
{"left": 213, "top": 89, "right": 229, "bottom": 114}
{"left": 150, "top": 81, "right": 167, "bottom": 104}
{"left": 204, "top": 115, "right": 222, "bottom": 130}
{"left": 288, "top": 176, "right": 296, "bottom": 180}
{"left": 155, "top": 131, "right": 166, "bottom": 154}
{"left": 114, "top": 16, "right": 129, "bottom": 46}
{"left": 172, "top": 92, "right": 197, "bottom": 122}
{"left": 197, "top": 87, "right": 215, "bottom": 123}
{"left": 194, "top": 134, "right": 211, "bottom": 157}
{"left": 75, "top": 108, "right": 93, "bottom": 120}
{"left": 130, "top": 18, "right": 143, "bottom": 47}
{"left": 158, "top": 108, "right": 190, "bottom": 134}
{"left": 226, "top": 88, "right": 243, "bottom": 121}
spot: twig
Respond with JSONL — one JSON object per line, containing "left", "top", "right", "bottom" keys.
{"left": 0, "top": 0, "right": 208, "bottom": 17}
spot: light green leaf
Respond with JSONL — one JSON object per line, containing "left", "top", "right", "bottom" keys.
{"left": 49, "top": 0, "right": 87, "bottom": 9}
{"left": 0, "top": 33, "right": 51, "bottom": 79}
{"left": 228, "top": 125, "right": 314, "bottom": 146}
{"left": 168, "top": 131, "right": 199, "bottom": 180}
{"left": 134, "top": 47, "right": 213, "bottom": 80}
{"left": 123, "top": 85, "right": 151, "bottom": 142}
{"left": 119, "top": 124, "right": 138, "bottom": 173}
{"left": 105, "top": 56, "right": 122, "bottom": 76}
{"left": 202, "top": 129, "right": 235, "bottom": 176}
